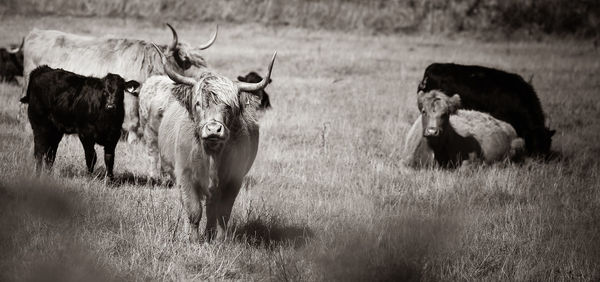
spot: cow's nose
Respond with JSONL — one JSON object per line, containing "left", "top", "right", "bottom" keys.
{"left": 425, "top": 127, "right": 440, "bottom": 137}
{"left": 202, "top": 122, "right": 225, "bottom": 139}
{"left": 207, "top": 122, "right": 222, "bottom": 133}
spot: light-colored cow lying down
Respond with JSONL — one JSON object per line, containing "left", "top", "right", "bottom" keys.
{"left": 402, "top": 90, "right": 525, "bottom": 168}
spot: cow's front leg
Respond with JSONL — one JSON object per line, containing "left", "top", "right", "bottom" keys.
{"left": 216, "top": 180, "right": 242, "bottom": 240}
{"left": 205, "top": 155, "right": 221, "bottom": 242}
{"left": 103, "top": 143, "right": 117, "bottom": 179}
{"left": 205, "top": 189, "right": 221, "bottom": 242}
{"left": 178, "top": 171, "right": 202, "bottom": 242}
{"left": 79, "top": 136, "right": 97, "bottom": 174}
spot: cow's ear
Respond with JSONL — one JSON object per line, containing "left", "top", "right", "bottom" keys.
{"left": 448, "top": 94, "right": 461, "bottom": 113}
{"left": 237, "top": 76, "right": 246, "bottom": 82}
{"left": 417, "top": 90, "right": 426, "bottom": 109}
{"left": 125, "top": 80, "right": 141, "bottom": 96}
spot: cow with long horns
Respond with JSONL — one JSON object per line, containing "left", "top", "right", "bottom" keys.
{"left": 0, "top": 38, "right": 24, "bottom": 83}
{"left": 21, "top": 24, "right": 217, "bottom": 143}
{"left": 151, "top": 43, "right": 276, "bottom": 242}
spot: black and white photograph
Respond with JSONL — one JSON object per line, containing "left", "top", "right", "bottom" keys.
{"left": 0, "top": 0, "right": 599, "bottom": 280}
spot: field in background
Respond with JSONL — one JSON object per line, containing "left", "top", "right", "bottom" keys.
{"left": 1, "top": 16, "right": 600, "bottom": 281}
{"left": 1, "top": 0, "right": 599, "bottom": 39}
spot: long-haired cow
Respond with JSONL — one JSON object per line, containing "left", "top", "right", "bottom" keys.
{"left": 0, "top": 38, "right": 24, "bottom": 83}
{"left": 406, "top": 90, "right": 525, "bottom": 168}
{"left": 151, "top": 44, "right": 275, "bottom": 241}
{"left": 21, "top": 66, "right": 139, "bottom": 178}
{"left": 22, "top": 24, "right": 217, "bottom": 143}
{"left": 139, "top": 71, "right": 274, "bottom": 178}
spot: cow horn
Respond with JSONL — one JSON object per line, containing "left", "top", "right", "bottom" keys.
{"left": 166, "top": 23, "right": 179, "bottom": 51}
{"left": 8, "top": 37, "right": 24, "bottom": 54}
{"left": 198, "top": 25, "right": 218, "bottom": 50}
{"left": 151, "top": 43, "right": 196, "bottom": 86}
{"left": 237, "top": 52, "right": 277, "bottom": 92}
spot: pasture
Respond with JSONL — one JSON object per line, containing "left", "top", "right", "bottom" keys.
{"left": 1, "top": 16, "right": 599, "bottom": 281}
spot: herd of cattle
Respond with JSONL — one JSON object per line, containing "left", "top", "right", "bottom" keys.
{"left": 0, "top": 24, "right": 554, "bottom": 241}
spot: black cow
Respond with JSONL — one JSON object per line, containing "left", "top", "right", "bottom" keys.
{"left": 418, "top": 63, "right": 554, "bottom": 156}
{"left": 0, "top": 39, "right": 24, "bottom": 83}
{"left": 20, "top": 65, "right": 140, "bottom": 178}
{"left": 238, "top": 71, "right": 272, "bottom": 110}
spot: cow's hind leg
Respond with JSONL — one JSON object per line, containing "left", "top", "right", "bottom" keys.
{"left": 32, "top": 128, "right": 62, "bottom": 174}
{"left": 45, "top": 131, "right": 63, "bottom": 169}
{"left": 33, "top": 135, "right": 50, "bottom": 174}
{"left": 79, "top": 136, "right": 97, "bottom": 174}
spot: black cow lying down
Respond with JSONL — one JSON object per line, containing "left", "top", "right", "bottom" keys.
{"left": 0, "top": 39, "right": 24, "bottom": 84}
{"left": 238, "top": 71, "right": 272, "bottom": 110}
{"left": 20, "top": 65, "right": 140, "bottom": 178}
{"left": 418, "top": 63, "right": 554, "bottom": 156}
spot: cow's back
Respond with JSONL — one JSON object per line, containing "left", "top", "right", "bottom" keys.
{"left": 26, "top": 66, "right": 80, "bottom": 115}
{"left": 450, "top": 110, "right": 520, "bottom": 163}
{"left": 24, "top": 29, "right": 162, "bottom": 85}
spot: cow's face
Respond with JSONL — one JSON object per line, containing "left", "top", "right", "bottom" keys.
{"left": 418, "top": 90, "right": 461, "bottom": 137}
{"left": 103, "top": 74, "right": 140, "bottom": 111}
{"left": 191, "top": 75, "right": 240, "bottom": 153}
{"left": 169, "top": 43, "right": 208, "bottom": 76}
{"left": 151, "top": 43, "right": 275, "bottom": 153}
{"left": 164, "top": 24, "right": 214, "bottom": 77}
{"left": 10, "top": 47, "right": 23, "bottom": 71}
{"left": 0, "top": 48, "right": 23, "bottom": 81}
{"left": 237, "top": 71, "right": 273, "bottom": 110}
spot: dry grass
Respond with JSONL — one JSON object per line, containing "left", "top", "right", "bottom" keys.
{"left": 1, "top": 16, "right": 600, "bottom": 281}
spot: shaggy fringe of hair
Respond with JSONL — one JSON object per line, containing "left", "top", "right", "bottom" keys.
{"left": 169, "top": 71, "right": 259, "bottom": 141}
{"left": 419, "top": 90, "right": 461, "bottom": 114}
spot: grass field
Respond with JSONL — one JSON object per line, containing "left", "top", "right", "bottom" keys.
{"left": 1, "top": 16, "right": 600, "bottom": 281}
